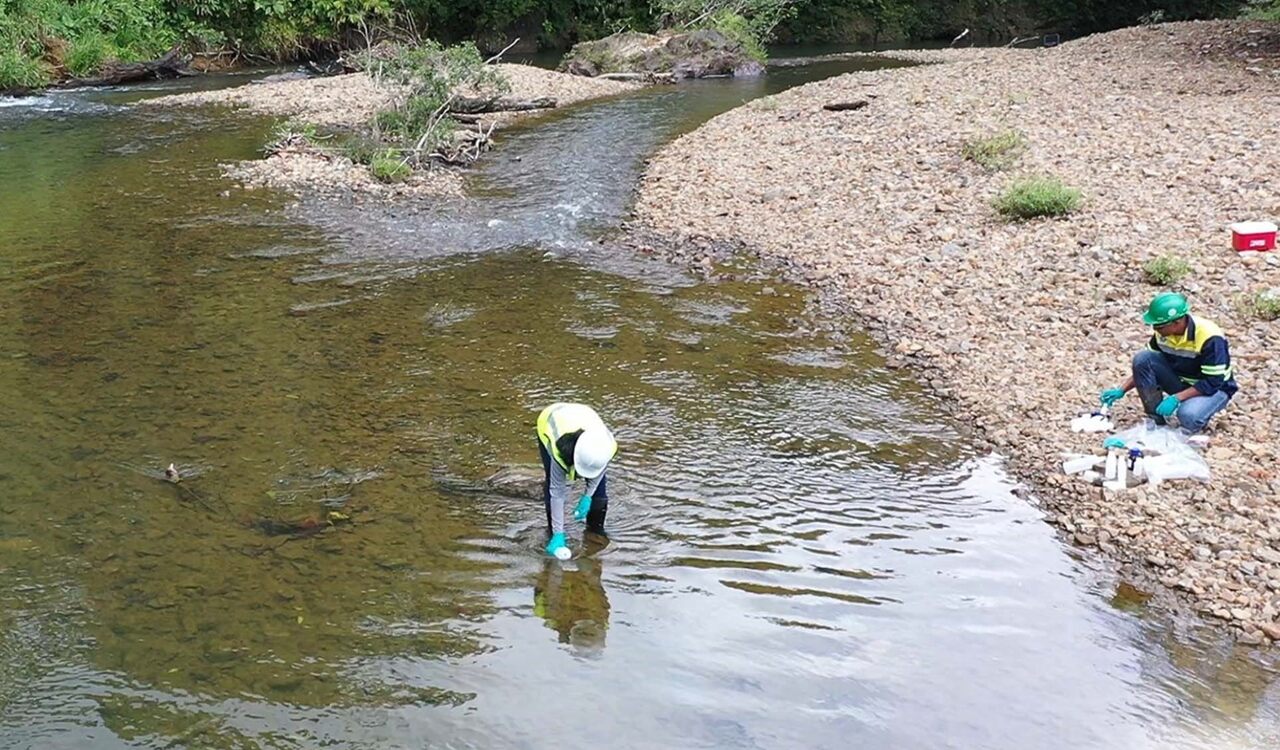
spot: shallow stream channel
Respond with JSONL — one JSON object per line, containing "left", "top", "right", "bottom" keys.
{"left": 0, "top": 55, "right": 1277, "bottom": 750}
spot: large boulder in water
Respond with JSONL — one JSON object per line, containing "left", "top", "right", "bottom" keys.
{"left": 559, "top": 29, "right": 764, "bottom": 79}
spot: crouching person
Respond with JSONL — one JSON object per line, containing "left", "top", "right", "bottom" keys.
{"left": 1099, "top": 293, "right": 1237, "bottom": 433}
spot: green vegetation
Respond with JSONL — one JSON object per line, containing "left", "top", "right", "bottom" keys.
{"left": 962, "top": 130, "right": 1026, "bottom": 171}
{"left": 65, "top": 32, "right": 115, "bottom": 78}
{"left": 1243, "top": 0, "right": 1280, "bottom": 19}
{"left": 1142, "top": 254, "right": 1192, "bottom": 285}
{"left": 654, "top": 0, "right": 797, "bottom": 60}
{"left": 247, "top": 42, "right": 506, "bottom": 180}
{"left": 338, "top": 134, "right": 383, "bottom": 165}
{"left": 0, "top": 0, "right": 177, "bottom": 89}
{"left": 0, "top": 0, "right": 1254, "bottom": 91}
{"left": 779, "top": 1, "right": 1245, "bottom": 44}
{"left": 364, "top": 41, "right": 507, "bottom": 166}
{"left": 1245, "top": 289, "right": 1280, "bottom": 320}
{"left": 0, "top": 46, "right": 45, "bottom": 89}
{"left": 263, "top": 121, "right": 324, "bottom": 155}
{"left": 370, "top": 149, "right": 411, "bottom": 182}
{"left": 994, "top": 175, "right": 1082, "bottom": 219}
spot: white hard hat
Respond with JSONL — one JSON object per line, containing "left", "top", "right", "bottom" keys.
{"left": 574, "top": 425, "right": 616, "bottom": 479}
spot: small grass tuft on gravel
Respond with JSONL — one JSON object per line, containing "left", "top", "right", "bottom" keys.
{"left": 994, "top": 175, "right": 1082, "bottom": 219}
{"left": 962, "top": 130, "right": 1026, "bottom": 170}
{"left": 1247, "top": 289, "right": 1280, "bottom": 321}
{"left": 1142, "top": 254, "right": 1192, "bottom": 286}
{"left": 370, "top": 150, "right": 411, "bottom": 183}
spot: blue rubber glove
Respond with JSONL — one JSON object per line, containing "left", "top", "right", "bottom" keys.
{"left": 1100, "top": 387, "right": 1125, "bottom": 407}
{"left": 1103, "top": 436, "right": 1127, "bottom": 449}
{"left": 545, "top": 532, "right": 568, "bottom": 558}
{"left": 1155, "top": 394, "right": 1181, "bottom": 418}
{"left": 573, "top": 494, "right": 593, "bottom": 522}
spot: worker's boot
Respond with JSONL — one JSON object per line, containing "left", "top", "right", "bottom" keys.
{"left": 586, "top": 494, "right": 609, "bottom": 538}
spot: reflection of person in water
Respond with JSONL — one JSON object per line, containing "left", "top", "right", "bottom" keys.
{"left": 533, "top": 556, "right": 611, "bottom": 654}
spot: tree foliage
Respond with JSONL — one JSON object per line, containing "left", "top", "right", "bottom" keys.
{"left": 779, "top": 0, "right": 1249, "bottom": 43}
{"left": 0, "top": 0, "right": 1259, "bottom": 90}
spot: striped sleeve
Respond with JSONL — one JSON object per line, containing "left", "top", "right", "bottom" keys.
{"left": 1195, "top": 336, "right": 1231, "bottom": 396}
{"left": 547, "top": 460, "right": 569, "bottom": 534}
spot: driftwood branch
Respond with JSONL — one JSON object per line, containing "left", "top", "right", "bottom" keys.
{"left": 448, "top": 95, "right": 556, "bottom": 114}
{"left": 60, "top": 45, "right": 193, "bottom": 88}
{"left": 408, "top": 37, "right": 521, "bottom": 163}
{"left": 823, "top": 100, "right": 869, "bottom": 112}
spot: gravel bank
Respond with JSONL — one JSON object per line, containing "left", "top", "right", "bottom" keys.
{"left": 635, "top": 21, "right": 1280, "bottom": 643}
{"left": 151, "top": 63, "right": 639, "bottom": 197}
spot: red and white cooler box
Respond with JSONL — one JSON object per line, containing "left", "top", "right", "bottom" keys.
{"left": 1230, "top": 221, "right": 1277, "bottom": 251}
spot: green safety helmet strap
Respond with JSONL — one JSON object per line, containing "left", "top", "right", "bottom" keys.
{"left": 1141, "top": 292, "right": 1190, "bottom": 326}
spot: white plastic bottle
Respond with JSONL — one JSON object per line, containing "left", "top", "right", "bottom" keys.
{"left": 1105, "top": 451, "right": 1128, "bottom": 491}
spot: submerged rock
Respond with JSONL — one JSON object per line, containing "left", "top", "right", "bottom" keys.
{"left": 560, "top": 29, "right": 762, "bottom": 79}
{"left": 484, "top": 464, "right": 544, "bottom": 501}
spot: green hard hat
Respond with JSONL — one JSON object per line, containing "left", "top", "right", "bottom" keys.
{"left": 1142, "top": 292, "right": 1190, "bottom": 326}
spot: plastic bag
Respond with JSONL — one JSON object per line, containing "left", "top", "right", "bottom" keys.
{"left": 1141, "top": 453, "right": 1210, "bottom": 486}
{"left": 1070, "top": 413, "right": 1114, "bottom": 433}
{"left": 1111, "top": 420, "right": 1210, "bottom": 487}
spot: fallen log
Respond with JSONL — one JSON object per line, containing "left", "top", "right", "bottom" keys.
{"left": 59, "top": 45, "right": 194, "bottom": 88}
{"left": 823, "top": 100, "right": 869, "bottom": 112}
{"left": 448, "top": 95, "right": 557, "bottom": 114}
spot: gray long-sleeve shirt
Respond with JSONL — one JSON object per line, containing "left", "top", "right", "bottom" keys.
{"left": 548, "top": 461, "right": 603, "bottom": 535}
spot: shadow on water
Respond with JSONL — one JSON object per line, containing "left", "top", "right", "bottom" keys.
{"left": 0, "top": 59, "right": 1277, "bottom": 750}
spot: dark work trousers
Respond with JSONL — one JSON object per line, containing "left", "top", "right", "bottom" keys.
{"left": 538, "top": 440, "right": 609, "bottom": 535}
{"left": 1131, "top": 350, "right": 1231, "bottom": 433}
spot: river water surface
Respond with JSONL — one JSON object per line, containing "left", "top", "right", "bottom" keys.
{"left": 0, "top": 59, "right": 1278, "bottom": 750}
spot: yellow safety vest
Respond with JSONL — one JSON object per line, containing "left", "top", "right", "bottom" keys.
{"left": 536, "top": 403, "right": 612, "bottom": 481}
{"left": 1150, "top": 316, "right": 1234, "bottom": 385}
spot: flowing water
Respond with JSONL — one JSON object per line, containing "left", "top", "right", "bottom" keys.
{"left": 0, "top": 59, "right": 1278, "bottom": 750}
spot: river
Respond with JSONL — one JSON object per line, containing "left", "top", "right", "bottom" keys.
{"left": 0, "top": 57, "right": 1277, "bottom": 750}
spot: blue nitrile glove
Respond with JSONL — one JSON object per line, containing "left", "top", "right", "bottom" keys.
{"left": 1103, "top": 437, "right": 1127, "bottom": 450}
{"left": 545, "top": 532, "right": 568, "bottom": 557}
{"left": 1155, "top": 394, "right": 1181, "bottom": 418}
{"left": 1100, "top": 387, "right": 1125, "bottom": 407}
{"left": 573, "top": 494, "right": 593, "bottom": 522}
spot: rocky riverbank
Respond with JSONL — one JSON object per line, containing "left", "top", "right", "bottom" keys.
{"left": 151, "top": 63, "right": 639, "bottom": 198}
{"left": 634, "top": 20, "right": 1280, "bottom": 643}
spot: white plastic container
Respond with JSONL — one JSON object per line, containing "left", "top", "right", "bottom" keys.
{"left": 1104, "top": 453, "right": 1128, "bottom": 491}
{"left": 1063, "top": 455, "right": 1101, "bottom": 474}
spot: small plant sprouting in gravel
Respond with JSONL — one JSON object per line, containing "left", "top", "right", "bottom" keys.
{"left": 370, "top": 149, "right": 411, "bottom": 183}
{"left": 754, "top": 96, "right": 780, "bottom": 112}
{"left": 993, "top": 175, "right": 1082, "bottom": 219}
{"left": 1142, "top": 254, "right": 1192, "bottom": 286}
{"left": 962, "top": 130, "right": 1026, "bottom": 170}
{"left": 1248, "top": 289, "right": 1280, "bottom": 321}
{"left": 265, "top": 121, "right": 322, "bottom": 155}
